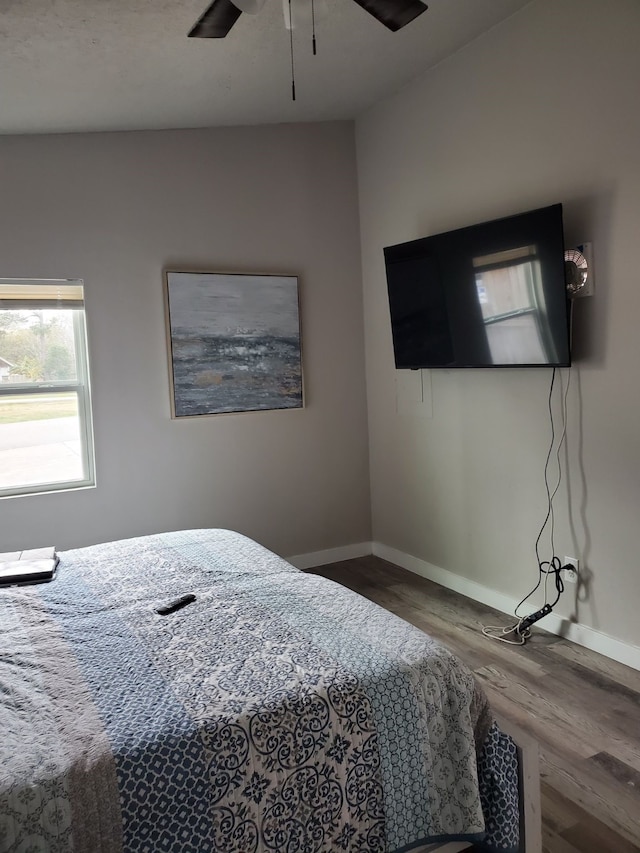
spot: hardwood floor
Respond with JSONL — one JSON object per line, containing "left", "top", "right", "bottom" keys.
{"left": 311, "top": 556, "right": 640, "bottom": 853}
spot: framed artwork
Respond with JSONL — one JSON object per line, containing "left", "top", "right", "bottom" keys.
{"left": 164, "top": 271, "right": 303, "bottom": 417}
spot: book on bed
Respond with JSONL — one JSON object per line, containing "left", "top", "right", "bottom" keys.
{"left": 0, "top": 547, "right": 59, "bottom": 586}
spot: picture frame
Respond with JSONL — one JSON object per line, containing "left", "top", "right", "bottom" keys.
{"left": 164, "top": 271, "right": 304, "bottom": 418}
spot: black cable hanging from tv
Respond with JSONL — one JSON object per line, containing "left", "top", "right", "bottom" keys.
{"left": 312, "top": 0, "right": 317, "bottom": 54}
{"left": 482, "top": 361, "right": 575, "bottom": 646}
{"left": 289, "top": 0, "right": 296, "bottom": 100}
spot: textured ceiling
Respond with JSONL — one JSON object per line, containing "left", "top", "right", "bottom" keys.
{"left": 0, "top": 0, "right": 531, "bottom": 135}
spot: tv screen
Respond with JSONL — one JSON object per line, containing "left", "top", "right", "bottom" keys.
{"left": 384, "top": 204, "right": 571, "bottom": 369}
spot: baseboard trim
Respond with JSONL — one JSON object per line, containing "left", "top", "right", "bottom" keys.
{"left": 287, "top": 541, "right": 373, "bottom": 570}
{"left": 286, "top": 539, "right": 640, "bottom": 671}
{"left": 372, "top": 542, "right": 640, "bottom": 673}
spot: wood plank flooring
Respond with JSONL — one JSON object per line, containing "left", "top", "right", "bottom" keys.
{"left": 310, "top": 556, "right": 640, "bottom": 853}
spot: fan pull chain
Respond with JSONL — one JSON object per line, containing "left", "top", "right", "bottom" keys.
{"left": 311, "top": 0, "right": 317, "bottom": 55}
{"left": 289, "top": 0, "right": 296, "bottom": 100}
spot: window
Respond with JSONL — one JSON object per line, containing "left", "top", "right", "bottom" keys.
{"left": 0, "top": 279, "right": 95, "bottom": 497}
{"left": 473, "top": 246, "right": 551, "bottom": 364}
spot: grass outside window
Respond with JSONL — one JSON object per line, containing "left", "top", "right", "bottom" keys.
{"left": 0, "top": 279, "right": 95, "bottom": 497}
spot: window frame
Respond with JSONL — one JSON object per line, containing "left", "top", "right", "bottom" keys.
{"left": 0, "top": 279, "right": 95, "bottom": 498}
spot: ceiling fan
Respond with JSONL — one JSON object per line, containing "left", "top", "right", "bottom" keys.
{"left": 188, "top": 0, "right": 429, "bottom": 39}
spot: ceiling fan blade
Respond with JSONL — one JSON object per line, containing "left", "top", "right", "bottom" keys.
{"left": 188, "top": 0, "right": 242, "bottom": 38}
{"left": 351, "top": 0, "right": 428, "bottom": 32}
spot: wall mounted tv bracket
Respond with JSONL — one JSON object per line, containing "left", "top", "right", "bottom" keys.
{"left": 565, "top": 242, "right": 594, "bottom": 297}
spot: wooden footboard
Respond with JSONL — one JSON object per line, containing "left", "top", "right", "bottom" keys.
{"left": 410, "top": 715, "right": 541, "bottom": 853}
{"left": 497, "top": 714, "right": 541, "bottom": 853}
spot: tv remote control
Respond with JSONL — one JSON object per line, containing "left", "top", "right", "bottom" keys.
{"left": 155, "top": 593, "right": 196, "bottom": 615}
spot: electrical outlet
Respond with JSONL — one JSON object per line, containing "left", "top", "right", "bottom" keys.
{"left": 563, "top": 556, "right": 579, "bottom": 584}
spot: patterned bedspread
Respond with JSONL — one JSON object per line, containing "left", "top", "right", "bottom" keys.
{"left": 0, "top": 529, "right": 519, "bottom": 853}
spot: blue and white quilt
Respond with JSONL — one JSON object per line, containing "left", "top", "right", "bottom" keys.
{"left": 0, "top": 529, "right": 519, "bottom": 852}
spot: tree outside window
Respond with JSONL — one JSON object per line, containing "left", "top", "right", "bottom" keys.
{"left": 0, "top": 280, "right": 95, "bottom": 497}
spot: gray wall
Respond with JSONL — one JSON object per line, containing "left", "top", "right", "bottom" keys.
{"left": 356, "top": 0, "right": 640, "bottom": 648}
{"left": 0, "top": 123, "right": 371, "bottom": 557}
{"left": 3, "top": 0, "right": 639, "bottom": 656}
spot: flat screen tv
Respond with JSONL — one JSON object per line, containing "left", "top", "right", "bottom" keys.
{"left": 384, "top": 203, "right": 571, "bottom": 369}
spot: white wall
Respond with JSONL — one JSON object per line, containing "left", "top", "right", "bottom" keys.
{"left": 356, "top": 0, "right": 640, "bottom": 649}
{"left": 0, "top": 123, "right": 371, "bottom": 558}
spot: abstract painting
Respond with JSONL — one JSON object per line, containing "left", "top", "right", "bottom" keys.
{"left": 164, "top": 271, "right": 303, "bottom": 417}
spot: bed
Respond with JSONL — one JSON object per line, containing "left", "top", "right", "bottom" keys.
{"left": 1, "top": 529, "right": 536, "bottom": 853}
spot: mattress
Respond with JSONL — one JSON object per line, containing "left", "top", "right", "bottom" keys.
{"left": 0, "top": 529, "right": 519, "bottom": 852}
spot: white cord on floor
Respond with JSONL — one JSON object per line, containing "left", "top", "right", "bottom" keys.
{"left": 482, "top": 621, "right": 530, "bottom": 646}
